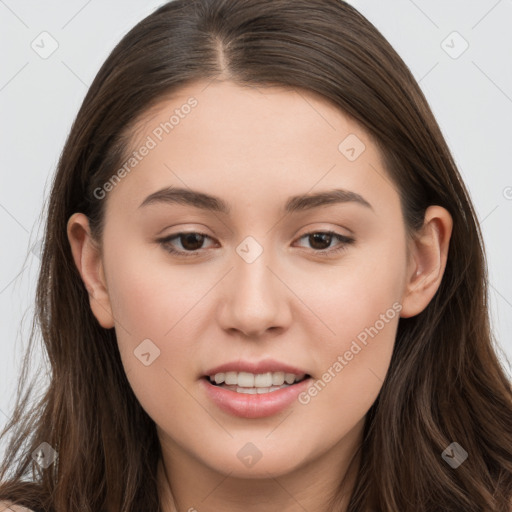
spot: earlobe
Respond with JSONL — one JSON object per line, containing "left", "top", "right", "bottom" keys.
{"left": 66, "top": 213, "right": 115, "bottom": 329}
{"left": 400, "top": 205, "right": 453, "bottom": 318}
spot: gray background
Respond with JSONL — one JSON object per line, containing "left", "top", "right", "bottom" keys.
{"left": 1, "top": 0, "right": 511, "bottom": 445}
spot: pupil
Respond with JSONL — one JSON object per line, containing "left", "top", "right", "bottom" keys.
{"left": 181, "top": 233, "right": 204, "bottom": 251}
{"left": 310, "top": 233, "right": 331, "bottom": 250}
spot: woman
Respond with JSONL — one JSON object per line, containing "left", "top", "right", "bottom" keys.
{"left": 1, "top": 0, "right": 511, "bottom": 510}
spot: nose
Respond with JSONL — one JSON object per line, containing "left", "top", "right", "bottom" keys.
{"left": 217, "top": 245, "right": 292, "bottom": 339}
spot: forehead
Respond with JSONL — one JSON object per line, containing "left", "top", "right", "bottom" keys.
{"left": 105, "top": 79, "right": 399, "bottom": 217}
{"left": 130, "top": 80, "right": 363, "bottom": 154}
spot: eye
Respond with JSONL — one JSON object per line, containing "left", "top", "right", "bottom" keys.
{"left": 157, "top": 230, "right": 355, "bottom": 258}
{"left": 157, "top": 231, "right": 217, "bottom": 257}
{"left": 294, "top": 231, "right": 355, "bottom": 256}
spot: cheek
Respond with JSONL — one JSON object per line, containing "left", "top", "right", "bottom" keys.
{"left": 296, "top": 233, "right": 406, "bottom": 351}
{"left": 293, "top": 237, "right": 405, "bottom": 422}
{"left": 294, "top": 284, "right": 400, "bottom": 446}
{"left": 104, "top": 241, "right": 215, "bottom": 339}
{"left": 101, "top": 246, "right": 216, "bottom": 414}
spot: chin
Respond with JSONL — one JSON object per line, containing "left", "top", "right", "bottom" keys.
{"left": 202, "top": 447, "right": 308, "bottom": 479}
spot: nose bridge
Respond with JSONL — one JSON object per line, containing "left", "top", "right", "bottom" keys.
{"left": 218, "top": 235, "right": 289, "bottom": 336}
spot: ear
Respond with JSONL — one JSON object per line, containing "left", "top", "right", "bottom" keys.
{"left": 66, "top": 213, "right": 115, "bottom": 329}
{"left": 400, "top": 205, "right": 453, "bottom": 318}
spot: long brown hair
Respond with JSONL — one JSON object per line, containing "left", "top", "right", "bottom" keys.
{"left": 1, "top": 1, "right": 511, "bottom": 510}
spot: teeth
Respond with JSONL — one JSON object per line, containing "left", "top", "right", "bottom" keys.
{"left": 236, "top": 385, "right": 288, "bottom": 394}
{"left": 225, "top": 372, "right": 238, "bottom": 385}
{"left": 238, "top": 372, "right": 255, "bottom": 387}
{"left": 209, "top": 371, "right": 306, "bottom": 388}
{"left": 214, "top": 373, "right": 225, "bottom": 384}
{"left": 285, "top": 373, "right": 296, "bottom": 384}
{"left": 255, "top": 372, "right": 272, "bottom": 387}
{"left": 272, "top": 372, "right": 285, "bottom": 385}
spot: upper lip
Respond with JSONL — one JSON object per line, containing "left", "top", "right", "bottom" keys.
{"left": 204, "top": 359, "right": 310, "bottom": 377}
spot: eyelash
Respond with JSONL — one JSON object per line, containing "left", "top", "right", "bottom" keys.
{"left": 156, "top": 230, "right": 355, "bottom": 258}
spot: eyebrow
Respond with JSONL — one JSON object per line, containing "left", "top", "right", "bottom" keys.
{"left": 139, "top": 186, "right": 373, "bottom": 214}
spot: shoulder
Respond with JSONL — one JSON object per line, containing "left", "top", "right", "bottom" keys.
{"left": 0, "top": 501, "right": 36, "bottom": 512}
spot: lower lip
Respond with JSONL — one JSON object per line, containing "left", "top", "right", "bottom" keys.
{"left": 201, "top": 377, "right": 312, "bottom": 419}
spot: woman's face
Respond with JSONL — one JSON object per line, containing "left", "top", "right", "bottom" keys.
{"left": 78, "top": 80, "right": 419, "bottom": 480}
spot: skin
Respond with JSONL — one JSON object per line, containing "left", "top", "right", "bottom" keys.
{"left": 67, "top": 80, "right": 452, "bottom": 512}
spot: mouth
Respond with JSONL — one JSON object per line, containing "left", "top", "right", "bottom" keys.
{"left": 203, "top": 371, "right": 311, "bottom": 394}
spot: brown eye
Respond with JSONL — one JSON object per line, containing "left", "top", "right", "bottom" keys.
{"left": 295, "top": 231, "right": 355, "bottom": 256}
{"left": 308, "top": 232, "right": 334, "bottom": 250}
{"left": 157, "top": 231, "right": 216, "bottom": 257}
{"left": 179, "top": 233, "right": 207, "bottom": 251}
{"left": 157, "top": 230, "right": 354, "bottom": 259}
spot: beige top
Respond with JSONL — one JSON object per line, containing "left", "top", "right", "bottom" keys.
{"left": 0, "top": 463, "right": 174, "bottom": 512}
{"left": 0, "top": 502, "right": 35, "bottom": 512}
